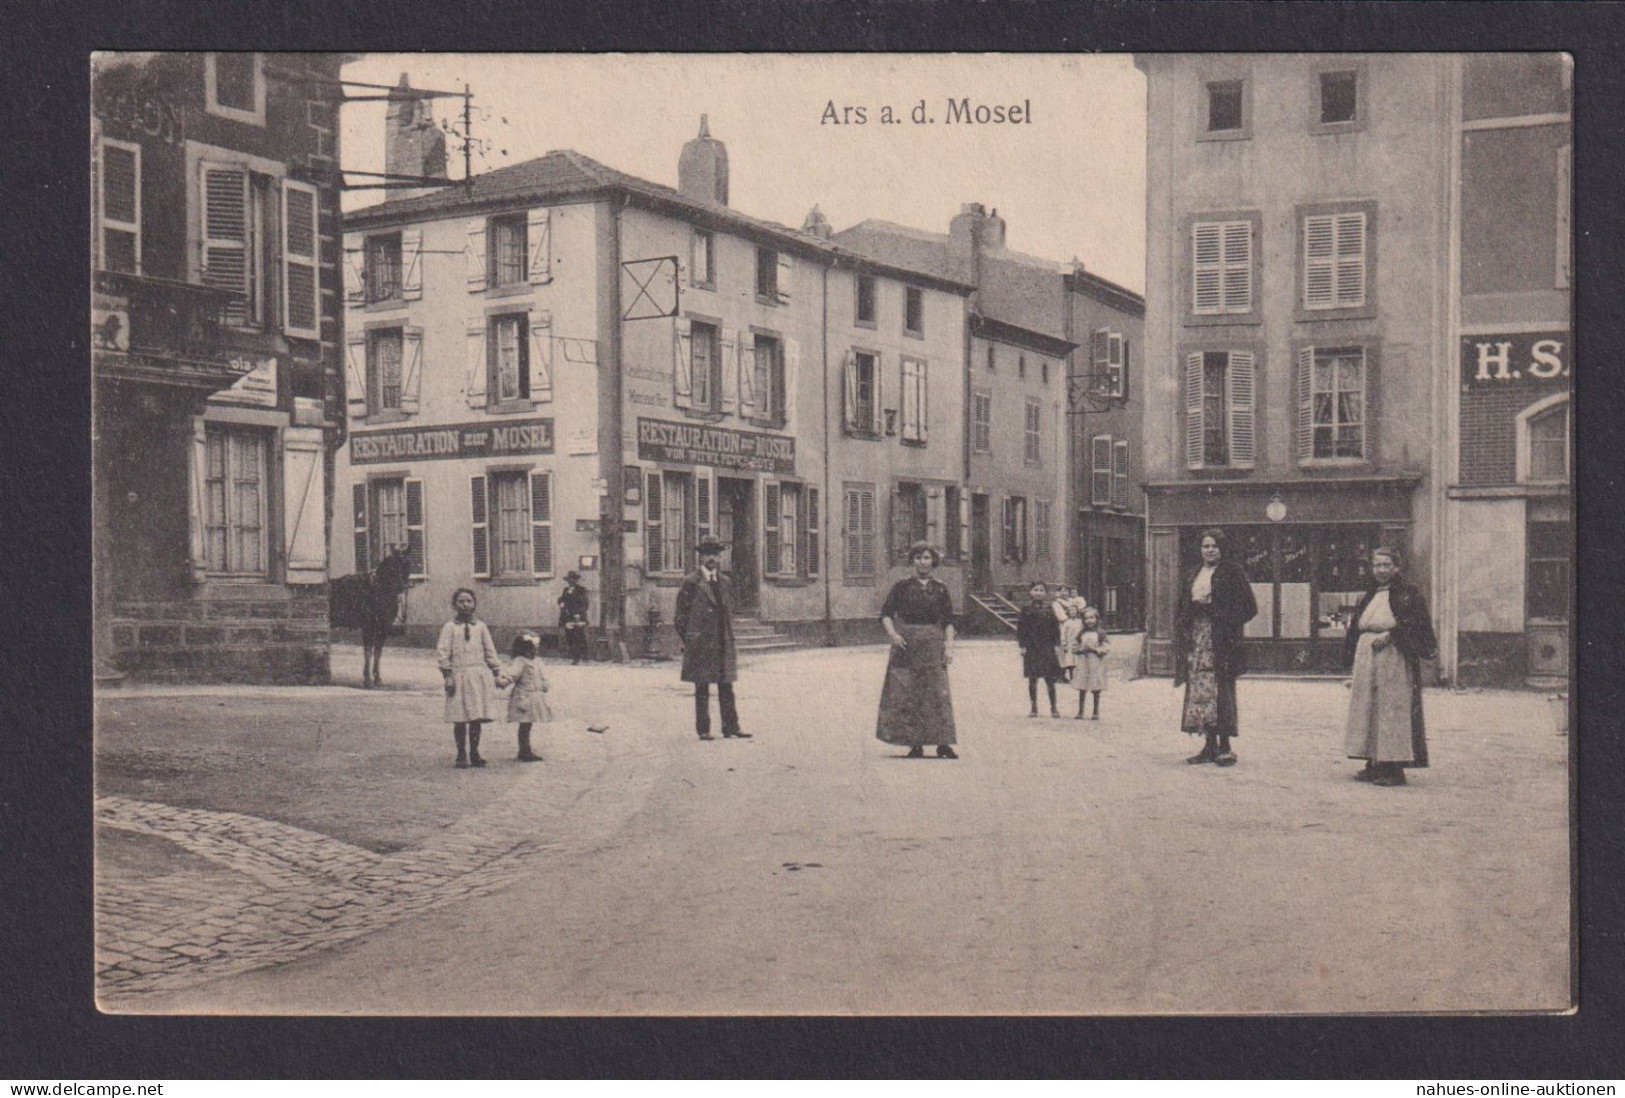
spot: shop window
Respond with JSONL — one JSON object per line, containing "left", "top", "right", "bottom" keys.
{"left": 471, "top": 471, "right": 552, "bottom": 580}
{"left": 904, "top": 286, "right": 924, "bottom": 337}
{"left": 99, "top": 139, "right": 141, "bottom": 274}
{"left": 1183, "top": 350, "right": 1255, "bottom": 469}
{"left": 1297, "top": 346, "right": 1367, "bottom": 462}
{"left": 1192, "top": 219, "right": 1254, "bottom": 316}
{"left": 203, "top": 425, "right": 268, "bottom": 577}
{"left": 1527, "top": 520, "right": 1572, "bottom": 623}
{"left": 206, "top": 53, "right": 264, "bottom": 125}
{"left": 856, "top": 274, "right": 877, "bottom": 326}
{"left": 1024, "top": 398, "right": 1043, "bottom": 465}
{"left": 971, "top": 390, "right": 992, "bottom": 453}
{"left": 691, "top": 228, "right": 715, "bottom": 288}
{"left": 1315, "top": 527, "right": 1379, "bottom": 640}
{"left": 1002, "top": 495, "right": 1029, "bottom": 564}
{"left": 843, "top": 483, "right": 877, "bottom": 582}
{"left": 900, "top": 356, "right": 928, "bottom": 444}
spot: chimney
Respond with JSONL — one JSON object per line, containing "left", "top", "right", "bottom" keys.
{"left": 801, "top": 204, "right": 832, "bottom": 239}
{"left": 985, "top": 207, "right": 1007, "bottom": 251}
{"left": 948, "top": 202, "right": 988, "bottom": 287}
{"left": 678, "top": 114, "right": 729, "bottom": 206}
{"left": 385, "top": 75, "right": 448, "bottom": 197}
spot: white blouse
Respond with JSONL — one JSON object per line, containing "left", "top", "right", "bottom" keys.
{"left": 1190, "top": 564, "right": 1217, "bottom": 603}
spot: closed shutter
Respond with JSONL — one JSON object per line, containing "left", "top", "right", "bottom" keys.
{"left": 871, "top": 352, "right": 886, "bottom": 436}
{"left": 1184, "top": 352, "right": 1205, "bottom": 470}
{"left": 764, "top": 483, "right": 782, "bottom": 576}
{"left": 889, "top": 486, "right": 907, "bottom": 562}
{"left": 352, "top": 482, "right": 369, "bottom": 574}
{"left": 465, "top": 318, "right": 487, "bottom": 408}
{"left": 1334, "top": 213, "right": 1366, "bottom": 306}
{"left": 673, "top": 317, "right": 693, "bottom": 408}
{"left": 465, "top": 219, "right": 487, "bottom": 291}
{"left": 785, "top": 338, "right": 801, "bottom": 427}
{"left": 281, "top": 180, "right": 320, "bottom": 339}
{"left": 1222, "top": 221, "right": 1252, "bottom": 312}
{"left": 1092, "top": 435, "right": 1112, "bottom": 505}
{"left": 529, "top": 308, "right": 554, "bottom": 401}
{"left": 1112, "top": 440, "right": 1129, "bottom": 510}
{"left": 806, "top": 486, "right": 820, "bottom": 578}
{"left": 527, "top": 208, "right": 552, "bottom": 284}
{"left": 1227, "top": 350, "right": 1256, "bottom": 468}
{"left": 858, "top": 487, "right": 876, "bottom": 575}
{"left": 776, "top": 253, "right": 793, "bottom": 303}
{"left": 401, "top": 228, "right": 423, "bottom": 300}
{"left": 470, "top": 475, "right": 490, "bottom": 578}
{"left": 719, "top": 328, "right": 739, "bottom": 413}
{"left": 401, "top": 327, "right": 424, "bottom": 414}
{"left": 345, "top": 331, "right": 368, "bottom": 418}
{"left": 1093, "top": 330, "right": 1111, "bottom": 393}
{"left": 925, "top": 487, "right": 943, "bottom": 548}
{"left": 405, "top": 478, "right": 426, "bottom": 578}
{"left": 199, "top": 162, "right": 248, "bottom": 325}
{"left": 738, "top": 331, "right": 757, "bottom": 416}
{"left": 1296, "top": 345, "right": 1315, "bottom": 462}
{"left": 1192, "top": 222, "right": 1222, "bottom": 315}
{"left": 530, "top": 471, "right": 553, "bottom": 577}
{"left": 696, "top": 471, "right": 712, "bottom": 545}
{"left": 343, "top": 238, "right": 366, "bottom": 305}
{"left": 1002, "top": 497, "right": 1015, "bottom": 562}
{"left": 842, "top": 351, "right": 858, "bottom": 432}
{"left": 645, "top": 472, "right": 663, "bottom": 574}
{"left": 282, "top": 427, "right": 326, "bottom": 582}
{"left": 1119, "top": 338, "right": 1131, "bottom": 399}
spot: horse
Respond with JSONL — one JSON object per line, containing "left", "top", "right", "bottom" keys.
{"left": 330, "top": 545, "right": 413, "bottom": 688}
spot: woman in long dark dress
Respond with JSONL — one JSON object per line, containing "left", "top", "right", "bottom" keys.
{"left": 876, "top": 541, "right": 959, "bottom": 759}
{"left": 1173, "top": 528, "right": 1258, "bottom": 767}
{"left": 1343, "top": 546, "right": 1437, "bottom": 787}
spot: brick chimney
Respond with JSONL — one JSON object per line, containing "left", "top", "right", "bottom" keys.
{"left": 385, "top": 75, "right": 448, "bottom": 197}
{"left": 801, "top": 204, "right": 832, "bottom": 239}
{"left": 948, "top": 202, "right": 989, "bottom": 287}
{"left": 678, "top": 114, "right": 729, "bottom": 206}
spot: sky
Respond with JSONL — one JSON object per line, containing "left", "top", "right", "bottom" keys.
{"left": 340, "top": 54, "right": 1148, "bottom": 293}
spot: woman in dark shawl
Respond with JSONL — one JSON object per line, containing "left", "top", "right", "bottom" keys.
{"left": 1173, "top": 528, "right": 1258, "bottom": 767}
{"left": 1343, "top": 546, "right": 1438, "bottom": 787}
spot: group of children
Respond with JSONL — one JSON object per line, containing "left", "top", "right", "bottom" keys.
{"left": 1016, "top": 581, "right": 1111, "bottom": 721}
{"left": 436, "top": 587, "right": 555, "bottom": 770}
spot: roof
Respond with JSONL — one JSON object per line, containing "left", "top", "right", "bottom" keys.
{"left": 348, "top": 150, "right": 974, "bottom": 294}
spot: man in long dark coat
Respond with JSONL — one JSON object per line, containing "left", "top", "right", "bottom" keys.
{"left": 557, "top": 570, "right": 590, "bottom": 665}
{"left": 673, "top": 538, "right": 752, "bottom": 741}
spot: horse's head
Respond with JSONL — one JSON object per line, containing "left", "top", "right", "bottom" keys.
{"left": 374, "top": 544, "right": 413, "bottom": 591}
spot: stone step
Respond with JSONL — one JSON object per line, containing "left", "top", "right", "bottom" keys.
{"left": 736, "top": 637, "right": 801, "bottom": 653}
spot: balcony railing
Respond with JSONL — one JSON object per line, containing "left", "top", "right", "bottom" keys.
{"left": 94, "top": 270, "right": 238, "bottom": 365}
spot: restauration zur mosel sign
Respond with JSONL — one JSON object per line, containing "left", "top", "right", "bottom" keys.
{"left": 350, "top": 419, "right": 554, "bottom": 465}
{"left": 636, "top": 418, "right": 795, "bottom": 475}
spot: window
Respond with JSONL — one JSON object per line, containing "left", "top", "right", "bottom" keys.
{"left": 355, "top": 477, "right": 426, "bottom": 577}
{"left": 366, "top": 234, "right": 402, "bottom": 303}
{"left": 199, "top": 163, "right": 276, "bottom": 329}
{"left": 944, "top": 486, "right": 962, "bottom": 561}
{"left": 1091, "top": 435, "right": 1113, "bottom": 505}
{"left": 1041, "top": 359, "right": 1049, "bottom": 385}
{"left": 369, "top": 329, "right": 404, "bottom": 413}
{"left": 904, "top": 286, "right": 924, "bottom": 336}
{"left": 490, "top": 314, "right": 531, "bottom": 403}
{"left": 986, "top": 345, "right": 996, "bottom": 372}
{"left": 643, "top": 470, "right": 697, "bottom": 575}
{"left": 690, "top": 321, "right": 720, "bottom": 411}
{"left": 1003, "top": 496, "right": 1029, "bottom": 563}
{"left": 1024, "top": 398, "right": 1043, "bottom": 465}
{"left": 1527, "top": 519, "right": 1572, "bottom": 623}
{"left": 891, "top": 482, "right": 928, "bottom": 562}
{"left": 900, "top": 356, "right": 928, "bottom": 444}
{"left": 756, "top": 247, "right": 791, "bottom": 303}
{"left": 765, "top": 482, "right": 804, "bottom": 577}
{"left": 1301, "top": 208, "right": 1371, "bottom": 313}
{"left": 1193, "top": 219, "right": 1254, "bottom": 316}
{"left": 206, "top": 53, "right": 263, "bottom": 124}
{"left": 1297, "top": 346, "right": 1366, "bottom": 461}
{"left": 1319, "top": 70, "right": 1359, "bottom": 125}
{"left": 203, "top": 425, "right": 268, "bottom": 576}
{"left": 1519, "top": 397, "right": 1571, "bottom": 484}
{"left": 972, "top": 390, "right": 992, "bottom": 453}
{"left": 471, "top": 470, "right": 551, "bottom": 579}
{"left": 1183, "top": 349, "right": 1256, "bottom": 470}
{"left": 1112, "top": 440, "right": 1130, "bottom": 510}
{"left": 99, "top": 139, "right": 140, "bottom": 274}
{"left": 844, "top": 351, "right": 881, "bottom": 436}
{"left": 1093, "top": 330, "right": 1129, "bottom": 399}
{"left": 843, "top": 483, "right": 877, "bottom": 582}
{"left": 489, "top": 214, "right": 527, "bottom": 288}
{"left": 751, "top": 334, "right": 786, "bottom": 425}
{"left": 1018, "top": 354, "right": 1026, "bottom": 380}
{"left": 691, "top": 229, "right": 715, "bottom": 288}
{"left": 856, "top": 275, "right": 877, "bottom": 325}
{"left": 1035, "top": 500, "right": 1052, "bottom": 563}
{"left": 1203, "top": 78, "right": 1248, "bottom": 138}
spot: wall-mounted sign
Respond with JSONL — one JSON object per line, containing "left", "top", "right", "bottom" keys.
{"left": 350, "top": 418, "right": 554, "bottom": 465}
{"left": 566, "top": 428, "right": 598, "bottom": 456}
{"left": 636, "top": 417, "right": 795, "bottom": 475}
{"left": 1461, "top": 331, "right": 1570, "bottom": 389}
{"left": 210, "top": 356, "right": 278, "bottom": 408}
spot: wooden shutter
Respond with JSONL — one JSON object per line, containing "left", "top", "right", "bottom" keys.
{"left": 1093, "top": 330, "right": 1111, "bottom": 389}
{"left": 100, "top": 139, "right": 141, "bottom": 273}
{"left": 719, "top": 328, "right": 739, "bottom": 412}
{"left": 401, "top": 327, "right": 424, "bottom": 414}
{"left": 1334, "top": 212, "right": 1366, "bottom": 307}
{"left": 529, "top": 308, "right": 554, "bottom": 401}
{"left": 199, "top": 162, "right": 248, "bottom": 325}
{"left": 806, "top": 486, "right": 820, "bottom": 577}
{"left": 764, "top": 482, "right": 782, "bottom": 576}
{"left": 1192, "top": 222, "right": 1222, "bottom": 315}
{"left": 1002, "top": 497, "right": 1015, "bottom": 562}
{"left": 345, "top": 331, "right": 369, "bottom": 418}
{"left": 1184, "top": 352, "right": 1205, "bottom": 470}
{"left": 1304, "top": 213, "right": 1353, "bottom": 310}
{"left": 644, "top": 472, "right": 664, "bottom": 574}
{"left": 696, "top": 471, "right": 712, "bottom": 545}
{"left": 673, "top": 317, "right": 693, "bottom": 408}
{"left": 858, "top": 486, "right": 876, "bottom": 575}
{"left": 1120, "top": 338, "right": 1131, "bottom": 399}
{"left": 470, "top": 475, "right": 490, "bottom": 578}
{"left": 530, "top": 471, "right": 553, "bottom": 577}
{"left": 343, "top": 238, "right": 366, "bottom": 305}
{"left": 842, "top": 351, "right": 859, "bottom": 432}
{"left": 957, "top": 490, "right": 970, "bottom": 561}
{"left": 401, "top": 228, "right": 424, "bottom": 300}
{"left": 527, "top": 208, "right": 552, "bottom": 284}
{"left": 281, "top": 180, "right": 320, "bottom": 339}
{"left": 466, "top": 219, "right": 488, "bottom": 291}
{"left": 776, "top": 252, "right": 793, "bottom": 303}
{"left": 1222, "top": 220, "right": 1252, "bottom": 313}
{"left": 738, "top": 331, "right": 757, "bottom": 416}
{"left": 281, "top": 428, "right": 325, "bottom": 583}
{"left": 889, "top": 486, "right": 907, "bottom": 562}
{"left": 1092, "top": 435, "right": 1113, "bottom": 505}
{"left": 785, "top": 338, "right": 801, "bottom": 427}
{"left": 871, "top": 351, "right": 886, "bottom": 436}
{"left": 1112, "top": 440, "right": 1129, "bottom": 510}
{"left": 1296, "top": 345, "right": 1315, "bottom": 463}
{"left": 405, "top": 478, "right": 426, "bottom": 578}
{"left": 465, "top": 318, "right": 487, "bottom": 408}
{"left": 1227, "top": 350, "right": 1256, "bottom": 468}
{"left": 352, "top": 481, "right": 369, "bottom": 573}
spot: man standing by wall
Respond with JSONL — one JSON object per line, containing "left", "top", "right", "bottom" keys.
{"left": 674, "top": 539, "right": 752, "bottom": 741}
{"left": 558, "top": 571, "right": 591, "bottom": 665}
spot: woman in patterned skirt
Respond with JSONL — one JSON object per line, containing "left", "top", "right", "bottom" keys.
{"left": 1173, "top": 529, "right": 1258, "bottom": 767}
{"left": 876, "top": 542, "right": 959, "bottom": 759}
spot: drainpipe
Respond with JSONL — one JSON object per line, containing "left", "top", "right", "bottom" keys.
{"left": 821, "top": 261, "right": 834, "bottom": 646}
{"left": 604, "top": 196, "right": 628, "bottom": 659}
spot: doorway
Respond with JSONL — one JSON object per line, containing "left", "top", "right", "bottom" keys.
{"left": 970, "top": 493, "right": 992, "bottom": 594}
{"left": 715, "top": 477, "right": 759, "bottom": 615}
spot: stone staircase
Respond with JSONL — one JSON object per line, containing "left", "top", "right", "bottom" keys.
{"left": 967, "top": 591, "right": 1022, "bottom": 633}
{"left": 733, "top": 617, "right": 800, "bottom": 655}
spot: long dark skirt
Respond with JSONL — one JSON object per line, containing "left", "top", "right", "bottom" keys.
{"left": 876, "top": 624, "right": 957, "bottom": 747}
{"left": 1181, "top": 615, "right": 1239, "bottom": 737}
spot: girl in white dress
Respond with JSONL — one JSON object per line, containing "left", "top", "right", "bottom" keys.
{"left": 1072, "top": 606, "right": 1111, "bottom": 719}
{"left": 498, "top": 632, "right": 552, "bottom": 763}
{"left": 436, "top": 588, "right": 503, "bottom": 769}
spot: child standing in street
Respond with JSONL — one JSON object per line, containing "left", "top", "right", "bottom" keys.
{"left": 499, "top": 632, "right": 552, "bottom": 762}
{"left": 1073, "top": 605, "right": 1111, "bottom": 720}
{"left": 1057, "top": 597, "right": 1084, "bottom": 711}
{"left": 436, "top": 587, "right": 504, "bottom": 769}
{"left": 1017, "top": 581, "right": 1063, "bottom": 718}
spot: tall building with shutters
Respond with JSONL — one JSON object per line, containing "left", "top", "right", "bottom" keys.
{"left": 335, "top": 115, "right": 972, "bottom": 652}
{"left": 92, "top": 52, "right": 347, "bottom": 682}
{"left": 1135, "top": 54, "right": 1456, "bottom": 676}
